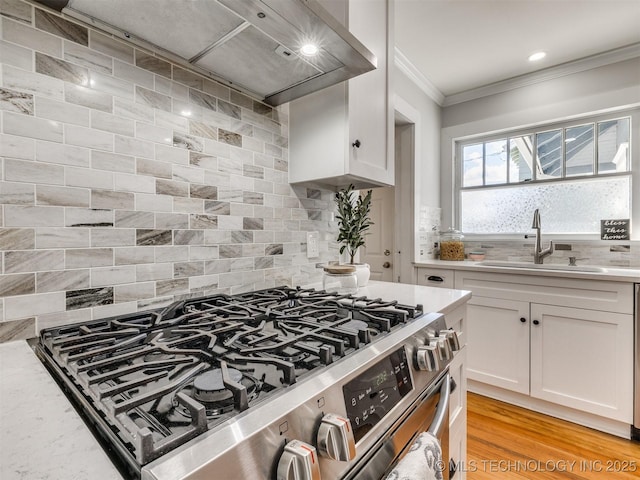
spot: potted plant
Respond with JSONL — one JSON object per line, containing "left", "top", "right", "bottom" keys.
{"left": 334, "top": 184, "right": 373, "bottom": 286}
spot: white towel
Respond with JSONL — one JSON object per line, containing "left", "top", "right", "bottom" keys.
{"left": 385, "top": 432, "right": 444, "bottom": 480}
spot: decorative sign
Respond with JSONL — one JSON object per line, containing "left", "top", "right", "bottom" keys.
{"left": 600, "top": 219, "right": 630, "bottom": 240}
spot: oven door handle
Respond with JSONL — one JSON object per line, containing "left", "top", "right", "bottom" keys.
{"left": 427, "top": 373, "right": 451, "bottom": 438}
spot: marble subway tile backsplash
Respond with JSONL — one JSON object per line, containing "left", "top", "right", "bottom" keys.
{"left": 0, "top": 0, "right": 338, "bottom": 342}
{"left": 464, "top": 240, "right": 640, "bottom": 268}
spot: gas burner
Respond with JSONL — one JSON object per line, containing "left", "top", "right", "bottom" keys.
{"left": 174, "top": 369, "right": 261, "bottom": 420}
{"left": 141, "top": 351, "right": 177, "bottom": 368}
{"left": 193, "top": 368, "right": 242, "bottom": 403}
{"left": 341, "top": 319, "right": 369, "bottom": 332}
{"left": 339, "top": 319, "right": 373, "bottom": 344}
{"left": 268, "top": 350, "right": 309, "bottom": 364}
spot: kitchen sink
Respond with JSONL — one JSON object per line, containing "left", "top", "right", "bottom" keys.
{"left": 477, "top": 261, "right": 608, "bottom": 273}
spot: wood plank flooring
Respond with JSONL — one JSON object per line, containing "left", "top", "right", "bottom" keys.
{"left": 466, "top": 393, "right": 640, "bottom": 479}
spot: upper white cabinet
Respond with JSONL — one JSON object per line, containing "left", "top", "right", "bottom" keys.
{"left": 289, "top": 0, "right": 393, "bottom": 189}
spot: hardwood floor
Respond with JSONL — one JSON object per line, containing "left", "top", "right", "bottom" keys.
{"left": 466, "top": 393, "right": 640, "bottom": 479}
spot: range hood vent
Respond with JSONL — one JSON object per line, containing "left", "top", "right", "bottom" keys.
{"left": 34, "top": 0, "right": 377, "bottom": 106}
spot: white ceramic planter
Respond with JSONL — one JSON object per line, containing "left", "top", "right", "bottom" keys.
{"left": 353, "top": 263, "right": 370, "bottom": 287}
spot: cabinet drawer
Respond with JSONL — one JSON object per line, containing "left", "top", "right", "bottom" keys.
{"left": 416, "top": 268, "right": 454, "bottom": 288}
{"left": 454, "top": 270, "right": 634, "bottom": 314}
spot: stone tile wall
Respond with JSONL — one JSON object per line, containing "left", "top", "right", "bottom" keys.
{"left": 0, "top": 0, "right": 339, "bottom": 342}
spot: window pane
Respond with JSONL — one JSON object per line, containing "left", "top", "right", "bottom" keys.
{"left": 598, "top": 118, "right": 630, "bottom": 172}
{"left": 462, "top": 143, "right": 483, "bottom": 187}
{"left": 509, "top": 135, "right": 533, "bottom": 182}
{"left": 460, "top": 176, "right": 630, "bottom": 234}
{"left": 536, "top": 130, "right": 562, "bottom": 178}
{"left": 565, "top": 124, "right": 594, "bottom": 176}
{"left": 485, "top": 140, "right": 507, "bottom": 185}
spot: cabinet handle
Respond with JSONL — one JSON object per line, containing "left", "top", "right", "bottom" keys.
{"left": 449, "top": 458, "right": 457, "bottom": 478}
{"left": 533, "top": 320, "right": 540, "bottom": 325}
{"left": 427, "top": 276, "right": 444, "bottom": 283}
{"left": 520, "top": 317, "right": 526, "bottom": 323}
{"left": 352, "top": 139, "right": 361, "bottom": 148}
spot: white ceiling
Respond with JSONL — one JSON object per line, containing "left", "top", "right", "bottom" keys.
{"left": 394, "top": 0, "right": 640, "bottom": 102}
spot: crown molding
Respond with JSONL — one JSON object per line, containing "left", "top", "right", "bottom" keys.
{"left": 394, "top": 43, "right": 640, "bottom": 109}
{"left": 442, "top": 43, "right": 640, "bottom": 107}
{"left": 394, "top": 47, "right": 445, "bottom": 106}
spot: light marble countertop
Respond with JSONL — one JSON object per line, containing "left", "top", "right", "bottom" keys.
{"left": 0, "top": 340, "right": 124, "bottom": 480}
{"left": 0, "top": 281, "right": 470, "bottom": 480}
{"left": 323, "top": 280, "right": 472, "bottom": 314}
{"left": 415, "top": 259, "right": 640, "bottom": 283}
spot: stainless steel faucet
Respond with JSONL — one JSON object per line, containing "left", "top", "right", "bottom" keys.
{"left": 532, "top": 209, "right": 554, "bottom": 264}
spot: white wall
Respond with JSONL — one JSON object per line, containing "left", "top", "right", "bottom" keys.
{"left": 439, "top": 57, "right": 640, "bottom": 234}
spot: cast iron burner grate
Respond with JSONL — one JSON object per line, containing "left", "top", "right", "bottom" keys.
{"left": 36, "top": 286, "right": 423, "bottom": 475}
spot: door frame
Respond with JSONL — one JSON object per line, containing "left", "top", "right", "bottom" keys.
{"left": 393, "top": 94, "right": 420, "bottom": 284}
{"left": 360, "top": 95, "right": 420, "bottom": 284}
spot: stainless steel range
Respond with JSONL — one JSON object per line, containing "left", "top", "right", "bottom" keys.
{"left": 36, "top": 286, "right": 459, "bottom": 480}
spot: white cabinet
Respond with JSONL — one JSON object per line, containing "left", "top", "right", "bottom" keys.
{"left": 466, "top": 297, "right": 529, "bottom": 395}
{"left": 442, "top": 302, "right": 467, "bottom": 479}
{"left": 456, "top": 270, "right": 634, "bottom": 424}
{"left": 448, "top": 347, "right": 467, "bottom": 480}
{"left": 530, "top": 304, "right": 633, "bottom": 423}
{"left": 289, "top": 0, "right": 393, "bottom": 189}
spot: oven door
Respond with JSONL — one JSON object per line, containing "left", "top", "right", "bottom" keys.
{"left": 344, "top": 371, "right": 452, "bottom": 480}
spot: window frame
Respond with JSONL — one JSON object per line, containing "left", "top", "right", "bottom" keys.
{"left": 454, "top": 110, "right": 634, "bottom": 240}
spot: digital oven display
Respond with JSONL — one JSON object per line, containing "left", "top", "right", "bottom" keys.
{"left": 342, "top": 347, "right": 413, "bottom": 443}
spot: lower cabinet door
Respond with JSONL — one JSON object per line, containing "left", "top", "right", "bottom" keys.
{"left": 466, "top": 297, "right": 530, "bottom": 395}
{"left": 449, "top": 411, "right": 467, "bottom": 480}
{"left": 530, "top": 303, "right": 633, "bottom": 422}
{"left": 449, "top": 347, "right": 466, "bottom": 427}
{"left": 448, "top": 347, "right": 467, "bottom": 479}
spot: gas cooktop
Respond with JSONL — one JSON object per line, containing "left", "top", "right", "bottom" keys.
{"left": 36, "top": 286, "right": 425, "bottom": 476}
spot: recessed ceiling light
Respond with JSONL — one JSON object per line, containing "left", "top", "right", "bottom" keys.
{"left": 300, "top": 43, "right": 319, "bottom": 56}
{"left": 528, "top": 51, "right": 546, "bottom": 62}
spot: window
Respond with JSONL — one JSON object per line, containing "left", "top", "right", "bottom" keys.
{"left": 457, "top": 114, "right": 632, "bottom": 235}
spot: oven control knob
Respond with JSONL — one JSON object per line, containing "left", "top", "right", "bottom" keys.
{"left": 317, "top": 413, "right": 356, "bottom": 461}
{"left": 437, "top": 337, "right": 453, "bottom": 360}
{"left": 440, "top": 329, "right": 461, "bottom": 352}
{"left": 416, "top": 344, "right": 440, "bottom": 371}
{"left": 277, "top": 439, "right": 321, "bottom": 480}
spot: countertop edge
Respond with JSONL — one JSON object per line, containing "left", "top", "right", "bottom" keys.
{"left": 414, "top": 260, "right": 640, "bottom": 282}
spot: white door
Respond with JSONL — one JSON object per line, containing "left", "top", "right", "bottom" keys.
{"left": 362, "top": 187, "right": 394, "bottom": 282}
